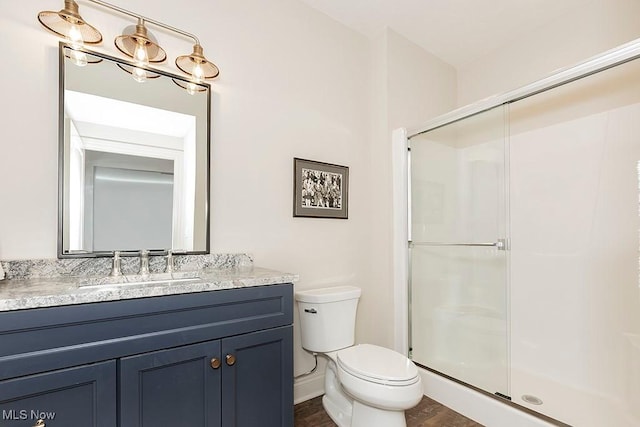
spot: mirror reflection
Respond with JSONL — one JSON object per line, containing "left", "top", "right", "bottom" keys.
{"left": 60, "top": 44, "right": 210, "bottom": 257}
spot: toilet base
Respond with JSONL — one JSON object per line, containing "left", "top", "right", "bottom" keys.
{"left": 323, "top": 394, "right": 352, "bottom": 427}
{"left": 323, "top": 357, "right": 353, "bottom": 427}
{"left": 352, "top": 400, "right": 406, "bottom": 427}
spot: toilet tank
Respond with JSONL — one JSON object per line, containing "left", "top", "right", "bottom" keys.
{"left": 295, "top": 286, "right": 361, "bottom": 353}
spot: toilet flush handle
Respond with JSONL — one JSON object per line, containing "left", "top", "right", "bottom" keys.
{"left": 304, "top": 308, "right": 317, "bottom": 314}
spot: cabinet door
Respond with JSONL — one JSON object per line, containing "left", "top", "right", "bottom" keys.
{"left": 222, "top": 325, "right": 293, "bottom": 427}
{"left": 119, "top": 340, "right": 221, "bottom": 427}
{"left": 0, "top": 361, "right": 116, "bottom": 427}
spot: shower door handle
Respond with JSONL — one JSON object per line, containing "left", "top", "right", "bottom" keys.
{"left": 410, "top": 238, "right": 508, "bottom": 250}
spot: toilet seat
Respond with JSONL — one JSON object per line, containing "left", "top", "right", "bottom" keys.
{"left": 337, "top": 344, "right": 419, "bottom": 386}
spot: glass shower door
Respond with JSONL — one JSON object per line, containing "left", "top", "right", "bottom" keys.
{"left": 409, "top": 105, "right": 509, "bottom": 397}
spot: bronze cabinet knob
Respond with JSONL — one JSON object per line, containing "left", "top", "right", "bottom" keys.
{"left": 33, "top": 420, "right": 46, "bottom": 427}
{"left": 210, "top": 357, "right": 221, "bottom": 369}
{"left": 225, "top": 354, "right": 236, "bottom": 366}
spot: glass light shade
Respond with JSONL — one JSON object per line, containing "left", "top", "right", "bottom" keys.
{"left": 176, "top": 44, "right": 219, "bottom": 80}
{"left": 114, "top": 19, "right": 166, "bottom": 63}
{"left": 172, "top": 78, "right": 207, "bottom": 94}
{"left": 37, "top": 0, "right": 102, "bottom": 44}
{"left": 63, "top": 45, "right": 103, "bottom": 66}
{"left": 116, "top": 63, "right": 161, "bottom": 80}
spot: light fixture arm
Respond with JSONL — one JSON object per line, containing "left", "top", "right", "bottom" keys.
{"left": 86, "top": 0, "right": 201, "bottom": 45}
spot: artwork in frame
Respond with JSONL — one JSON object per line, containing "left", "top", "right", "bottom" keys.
{"left": 293, "top": 158, "right": 349, "bottom": 219}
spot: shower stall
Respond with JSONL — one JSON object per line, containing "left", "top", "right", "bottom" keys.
{"left": 402, "top": 39, "right": 640, "bottom": 426}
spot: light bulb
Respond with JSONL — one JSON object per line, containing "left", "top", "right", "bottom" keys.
{"left": 192, "top": 62, "right": 205, "bottom": 83}
{"left": 69, "top": 49, "right": 88, "bottom": 67}
{"left": 67, "top": 24, "right": 87, "bottom": 67}
{"left": 186, "top": 82, "right": 197, "bottom": 95}
{"left": 68, "top": 24, "right": 83, "bottom": 49}
{"left": 132, "top": 41, "right": 149, "bottom": 83}
{"left": 133, "top": 41, "right": 149, "bottom": 65}
{"left": 132, "top": 67, "right": 147, "bottom": 83}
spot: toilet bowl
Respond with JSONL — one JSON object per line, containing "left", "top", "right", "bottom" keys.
{"left": 295, "top": 286, "right": 423, "bottom": 427}
{"left": 337, "top": 344, "right": 423, "bottom": 410}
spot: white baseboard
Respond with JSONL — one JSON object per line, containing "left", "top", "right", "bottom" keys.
{"left": 419, "top": 368, "right": 556, "bottom": 427}
{"left": 294, "top": 373, "right": 325, "bottom": 405}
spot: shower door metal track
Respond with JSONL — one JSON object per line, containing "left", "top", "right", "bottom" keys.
{"left": 407, "top": 37, "right": 640, "bottom": 138}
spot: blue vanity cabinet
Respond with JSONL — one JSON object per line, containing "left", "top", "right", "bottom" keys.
{"left": 0, "top": 283, "right": 294, "bottom": 427}
{"left": 0, "top": 360, "right": 117, "bottom": 427}
{"left": 119, "top": 325, "right": 293, "bottom": 427}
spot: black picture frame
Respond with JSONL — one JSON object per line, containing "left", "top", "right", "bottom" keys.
{"left": 293, "top": 158, "right": 349, "bottom": 219}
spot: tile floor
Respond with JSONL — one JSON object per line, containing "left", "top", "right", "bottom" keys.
{"left": 294, "top": 395, "right": 483, "bottom": 427}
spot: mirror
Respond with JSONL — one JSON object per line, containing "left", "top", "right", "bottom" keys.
{"left": 59, "top": 43, "right": 210, "bottom": 257}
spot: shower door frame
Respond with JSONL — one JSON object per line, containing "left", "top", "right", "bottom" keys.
{"left": 391, "top": 35, "right": 640, "bottom": 402}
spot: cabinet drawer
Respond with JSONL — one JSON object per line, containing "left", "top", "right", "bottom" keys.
{"left": 0, "top": 283, "right": 293, "bottom": 379}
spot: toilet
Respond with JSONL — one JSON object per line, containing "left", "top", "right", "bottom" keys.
{"left": 295, "top": 286, "right": 423, "bottom": 427}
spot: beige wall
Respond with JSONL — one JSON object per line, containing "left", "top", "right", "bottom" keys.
{"left": 366, "top": 27, "right": 456, "bottom": 350}
{"left": 387, "top": 30, "right": 457, "bottom": 131}
{"left": 0, "top": 0, "right": 372, "bottom": 395}
{"left": 457, "top": 0, "right": 640, "bottom": 106}
{"left": 368, "top": 29, "right": 457, "bottom": 333}
{"left": 293, "top": 28, "right": 457, "bottom": 399}
{"left": 0, "top": 0, "right": 456, "bottom": 402}
{"left": 0, "top": 0, "right": 455, "bottom": 404}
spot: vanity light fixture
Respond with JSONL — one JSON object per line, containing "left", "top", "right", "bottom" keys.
{"left": 114, "top": 19, "right": 166, "bottom": 63}
{"left": 38, "top": 0, "right": 103, "bottom": 45}
{"left": 114, "top": 18, "right": 166, "bottom": 83}
{"left": 37, "top": 0, "right": 219, "bottom": 82}
{"left": 38, "top": 0, "right": 102, "bottom": 67}
{"left": 176, "top": 44, "right": 220, "bottom": 81}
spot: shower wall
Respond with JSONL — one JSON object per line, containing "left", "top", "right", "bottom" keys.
{"left": 410, "top": 55, "right": 640, "bottom": 426}
{"left": 508, "top": 58, "right": 640, "bottom": 426}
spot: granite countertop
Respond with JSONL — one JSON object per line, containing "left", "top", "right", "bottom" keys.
{"left": 0, "top": 266, "right": 298, "bottom": 312}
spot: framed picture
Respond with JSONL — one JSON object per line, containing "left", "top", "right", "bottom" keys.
{"left": 293, "top": 158, "right": 349, "bottom": 219}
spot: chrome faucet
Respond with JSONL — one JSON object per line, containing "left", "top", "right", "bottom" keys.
{"left": 165, "top": 250, "right": 174, "bottom": 273}
{"left": 139, "top": 250, "right": 150, "bottom": 275}
{"left": 110, "top": 251, "right": 122, "bottom": 277}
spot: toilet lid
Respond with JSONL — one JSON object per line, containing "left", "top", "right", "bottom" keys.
{"left": 337, "top": 344, "right": 419, "bottom": 384}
